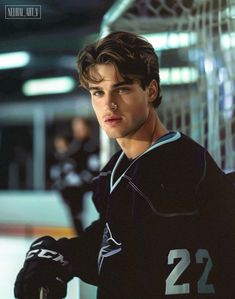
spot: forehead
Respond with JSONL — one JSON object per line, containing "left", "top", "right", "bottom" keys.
{"left": 89, "top": 63, "right": 124, "bottom": 86}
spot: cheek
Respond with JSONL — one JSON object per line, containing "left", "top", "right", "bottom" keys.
{"left": 91, "top": 100, "right": 99, "bottom": 115}
{"left": 131, "top": 100, "right": 149, "bottom": 119}
{"left": 92, "top": 102, "right": 103, "bottom": 124}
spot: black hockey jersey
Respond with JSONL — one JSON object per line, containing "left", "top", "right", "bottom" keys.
{"left": 58, "top": 132, "right": 235, "bottom": 299}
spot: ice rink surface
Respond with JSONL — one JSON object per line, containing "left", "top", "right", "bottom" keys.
{"left": 0, "top": 235, "right": 80, "bottom": 299}
{"left": 0, "top": 191, "right": 98, "bottom": 299}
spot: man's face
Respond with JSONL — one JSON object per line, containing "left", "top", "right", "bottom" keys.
{"left": 88, "top": 63, "right": 155, "bottom": 140}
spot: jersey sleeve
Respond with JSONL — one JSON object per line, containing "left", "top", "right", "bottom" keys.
{"left": 57, "top": 217, "right": 105, "bottom": 285}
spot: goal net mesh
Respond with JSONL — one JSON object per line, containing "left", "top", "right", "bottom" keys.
{"left": 105, "top": 0, "right": 235, "bottom": 171}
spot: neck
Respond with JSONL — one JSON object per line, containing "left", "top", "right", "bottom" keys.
{"left": 117, "top": 108, "right": 168, "bottom": 159}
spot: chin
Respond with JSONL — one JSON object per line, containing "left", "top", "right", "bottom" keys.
{"left": 106, "top": 133, "right": 121, "bottom": 139}
{"left": 105, "top": 130, "right": 124, "bottom": 139}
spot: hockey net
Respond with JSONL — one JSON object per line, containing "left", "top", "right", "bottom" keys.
{"left": 103, "top": 0, "right": 235, "bottom": 171}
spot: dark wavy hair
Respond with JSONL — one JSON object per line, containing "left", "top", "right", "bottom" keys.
{"left": 77, "top": 31, "right": 162, "bottom": 108}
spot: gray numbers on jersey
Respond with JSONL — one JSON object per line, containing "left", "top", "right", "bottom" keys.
{"left": 166, "top": 249, "right": 190, "bottom": 294}
{"left": 196, "top": 249, "right": 215, "bottom": 294}
{"left": 165, "top": 249, "right": 215, "bottom": 295}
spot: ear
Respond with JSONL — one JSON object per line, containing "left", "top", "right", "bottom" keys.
{"left": 147, "top": 79, "right": 158, "bottom": 104}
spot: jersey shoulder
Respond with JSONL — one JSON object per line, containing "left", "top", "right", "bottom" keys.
{"left": 134, "top": 133, "right": 206, "bottom": 179}
{"left": 126, "top": 134, "right": 208, "bottom": 215}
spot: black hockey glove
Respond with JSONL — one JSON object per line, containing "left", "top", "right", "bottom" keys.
{"left": 14, "top": 236, "right": 73, "bottom": 299}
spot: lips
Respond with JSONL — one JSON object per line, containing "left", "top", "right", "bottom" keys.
{"left": 104, "top": 115, "right": 123, "bottom": 122}
{"left": 103, "top": 115, "right": 123, "bottom": 126}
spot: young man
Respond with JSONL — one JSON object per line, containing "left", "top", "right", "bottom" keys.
{"left": 14, "top": 31, "right": 235, "bottom": 299}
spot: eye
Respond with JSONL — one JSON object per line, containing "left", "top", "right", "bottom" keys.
{"left": 116, "top": 87, "right": 130, "bottom": 94}
{"left": 92, "top": 90, "right": 104, "bottom": 97}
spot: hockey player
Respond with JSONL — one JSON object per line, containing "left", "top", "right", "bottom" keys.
{"left": 49, "top": 117, "right": 100, "bottom": 235}
{"left": 14, "top": 31, "right": 235, "bottom": 299}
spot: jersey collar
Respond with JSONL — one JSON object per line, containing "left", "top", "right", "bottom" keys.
{"left": 110, "top": 131, "right": 181, "bottom": 193}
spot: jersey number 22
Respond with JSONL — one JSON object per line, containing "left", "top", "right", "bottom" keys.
{"left": 166, "top": 249, "right": 215, "bottom": 295}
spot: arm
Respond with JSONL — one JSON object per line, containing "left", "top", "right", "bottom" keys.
{"left": 57, "top": 217, "right": 105, "bottom": 285}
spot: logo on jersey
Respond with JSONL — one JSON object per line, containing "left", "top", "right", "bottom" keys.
{"left": 98, "top": 223, "right": 122, "bottom": 274}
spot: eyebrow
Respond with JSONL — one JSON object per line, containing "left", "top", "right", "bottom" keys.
{"left": 88, "top": 80, "right": 134, "bottom": 91}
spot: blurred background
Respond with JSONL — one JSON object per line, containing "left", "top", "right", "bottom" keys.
{"left": 0, "top": 0, "right": 234, "bottom": 298}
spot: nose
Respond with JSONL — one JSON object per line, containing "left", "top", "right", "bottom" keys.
{"left": 104, "top": 92, "right": 117, "bottom": 111}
